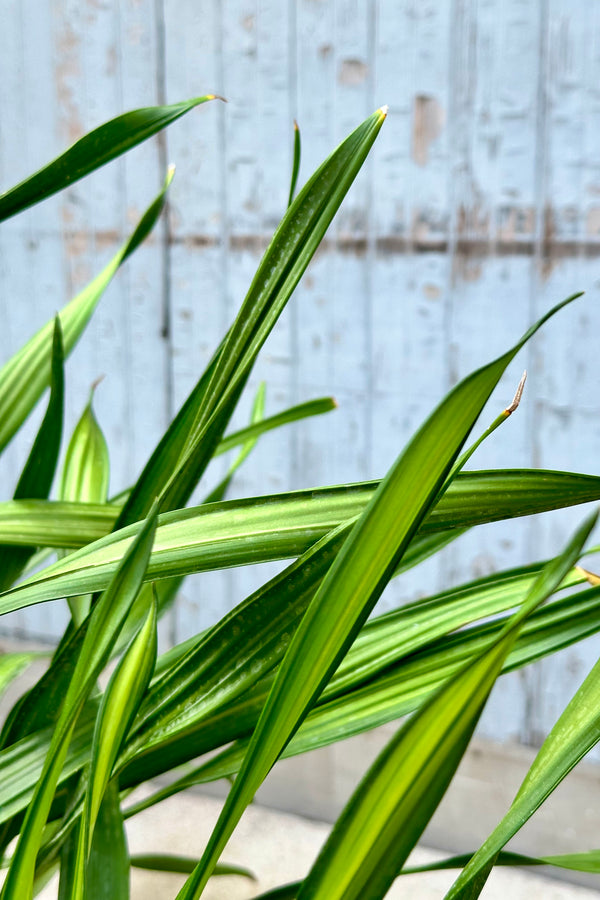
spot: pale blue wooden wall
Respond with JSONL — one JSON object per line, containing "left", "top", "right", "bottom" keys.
{"left": 1, "top": 0, "right": 600, "bottom": 751}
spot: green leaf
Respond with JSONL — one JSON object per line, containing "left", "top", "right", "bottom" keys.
{"left": 0, "top": 318, "right": 64, "bottom": 592}
{"left": 0, "top": 653, "right": 38, "bottom": 704}
{"left": 247, "top": 845, "right": 600, "bottom": 900}
{"left": 287, "top": 120, "right": 301, "bottom": 208}
{"left": 0, "top": 468, "right": 598, "bottom": 554}
{"left": 0, "top": 168, "right": 174, "bottom": 455}
{"left": 84, "top": 782, "right": 129, "bottom": 900}
{"left": 0, "top": 623, "right": 90, "bottom": 751}
{"left": 214, "top": 397, "right": 335, "bottom": 458}
{"left": 73, "top": 597, "right": 156, "bottom": 898}
{"left": 253, "top": 886, "right": 299, "bottom": 900}
{"left": 59, "top": 385, "right": 110, "bottom": 627}
{"left": 0, "top": 502, "right": 115, "bottom": 549}
{"left": 401, "top": 848, "right": 600, "bottom": 875}
{"left": 113, "top": 336, "right": 231, "bottom": 529}
{"left": 130, "top": 855, "right": 254, "bottom": 879}
{"left": 120, "top": 522, "right": 349, "bottom": 771}
{"left": 156, "top": 107, "right": 388, "bottom": 515}
{"left": 0, "top": 509, "right": 157, "bottom": 900}
{"left": 0, "top": 705, "right": 97, "bottom": 830}
{"left": 293, "top": 513, "right": 597, "bottom": 900}
{"left": 121, "top": 517, "right": 581, "bottom": 778}
{"left": 3, "top": 575, "right": 600, "bottom": 831}
{"left": 203, "top": 381, "right": 267, "bottom": 504}
{"left": 112, "top": 111, "right": 383, "bottom": 531}
{"left": 60, "top": 385, "right": 110, "bottom": 506}
{"left": 173, "top": 295, "right": 584, "bottom": 899}
{"left": 0, "top": 97, "right": 215, "bottom": 222}
{"left": 444, "top": 609, "right": 600, "bottom": 897}
{"left": 2, "top": 466, "right": 600, "bottom": 614}
{"left": 126, "top": 568, "right": 600, "bottom": 802}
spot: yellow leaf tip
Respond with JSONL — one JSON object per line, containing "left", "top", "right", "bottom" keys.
{"left": 575, "top": 565, "right": 600, "bottom": 586}
{"left": 378, "top": 104, "right": 389, "bottom": 118}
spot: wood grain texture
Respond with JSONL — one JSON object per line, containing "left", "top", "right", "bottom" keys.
{"left": 1, "top": 0, "right": 599, "bottom": 752}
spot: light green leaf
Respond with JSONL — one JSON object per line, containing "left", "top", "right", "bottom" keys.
{"left": 60, "top": 385, "right": 110, "bottom": 506}
{"left": 236, "top": 847, "right": 600, "bottom": 900}
{"left": 59, "top": 385, "right": 110, "bottom": 626}
{"left": 0, "top": 168, "right": 174, "bottom": 454}
{"left": 214, "top": 396, "right": 335, "bottom": 458}
{"left": 73, "top": 596, "right": 157, "bottom": 900}
{"left": 3, "top": 576, "right": 600, "bottom": 831}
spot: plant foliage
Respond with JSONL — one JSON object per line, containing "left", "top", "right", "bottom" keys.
{"left": 0, "top": 98, "right": 598, "bottom": 900}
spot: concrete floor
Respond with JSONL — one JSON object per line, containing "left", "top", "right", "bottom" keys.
{"left": 29, "top": 788, "right": 600, "bottom": 898}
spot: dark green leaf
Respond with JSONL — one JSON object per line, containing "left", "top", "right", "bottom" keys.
{"left": 0, "top": 97, "right": 215, "bottom": 222}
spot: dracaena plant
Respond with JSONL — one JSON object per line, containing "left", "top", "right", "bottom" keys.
{"left": 0, "top": 97, "right": 599, "bottom": 900}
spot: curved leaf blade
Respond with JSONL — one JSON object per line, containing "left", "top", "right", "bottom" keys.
{"left": 214, "top": 396, "right": 336, "bottom": 458}
{"left": 0, "top": 97, "right": 215, "bottom": 222}
{"left": 59, "top": 386, "right": 110, "bottom": 506}
{"left": 0, "top": 168, "right": 174, "bottom": 454}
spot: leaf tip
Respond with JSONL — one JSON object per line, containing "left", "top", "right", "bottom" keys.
{"left": 89, "top": 374, "right": 105, "bottom": 403}
{"left": 575, "top": 565, "right": 600, "bottom": 586}
{"left": 505, "top": 370, "right": 527, "bottom": 415}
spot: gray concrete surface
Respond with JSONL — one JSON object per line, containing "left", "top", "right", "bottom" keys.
{"left": 26, "top": 789, "right": 600, "bottom": 898}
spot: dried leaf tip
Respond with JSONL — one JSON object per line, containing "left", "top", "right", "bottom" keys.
{"left": 378, "top": 105, "right": 389, "bottom": 118}
{"left": 575, "top": 565, "right": 600, "bottom": 587}
{"left": 87, "top": 375, "right": 104, "bottom": 406}
{"left": 505, "top": 370, "right": 527, "bottom": 415}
